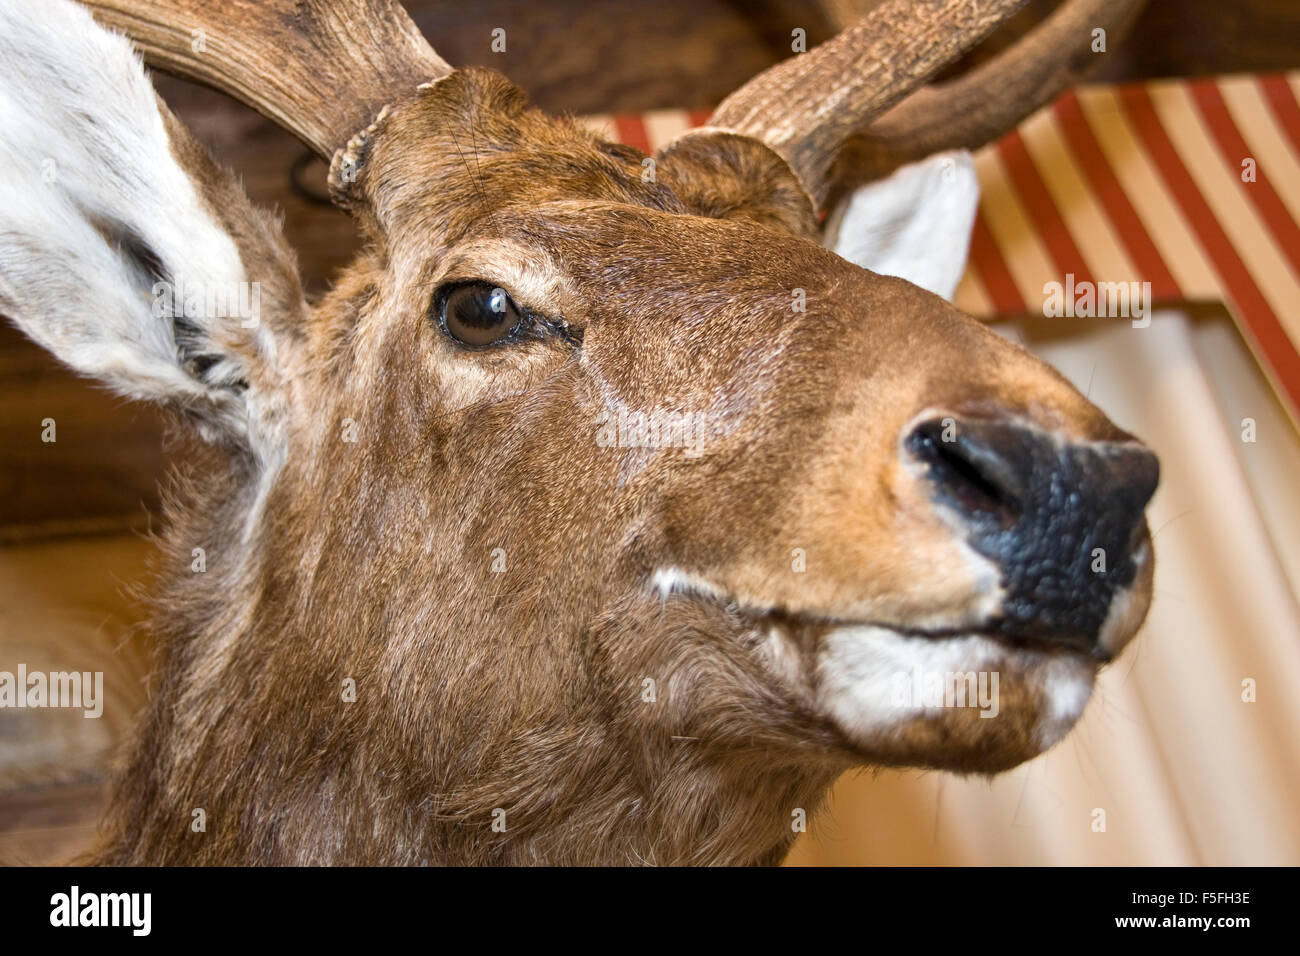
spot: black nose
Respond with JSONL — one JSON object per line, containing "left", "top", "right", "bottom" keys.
{"left": 906, "top": 416, "right": 1159, "bottom": 651}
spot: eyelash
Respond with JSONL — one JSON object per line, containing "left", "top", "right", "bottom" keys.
{"left": 543, "top": 315, "right": 584, "bottom": 348}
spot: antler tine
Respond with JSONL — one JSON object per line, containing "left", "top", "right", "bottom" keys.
{"left": 709, "top": 0, "right": 1030, "bottom": 210}
{"left": 82, "top": 0, "right": 453, "bottom": 161}
{"left": 834, "top": 0, "right": 1147, "bottom": 192}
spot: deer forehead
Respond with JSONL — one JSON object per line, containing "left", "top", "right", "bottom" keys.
{"left": 351, "top": 71, "right": 680, "bottom": 237}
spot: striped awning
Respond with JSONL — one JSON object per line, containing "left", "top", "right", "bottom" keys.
{"left": 580, "top": 72, "right": 1300, "bottom": 431}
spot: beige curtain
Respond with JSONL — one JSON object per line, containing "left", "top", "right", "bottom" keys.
{"left": 788, "top": 306, "right": 1300, "bottom": 865}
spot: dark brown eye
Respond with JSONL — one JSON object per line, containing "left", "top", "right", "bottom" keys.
{"left": 437, "top": 282, "right": 523, "bottom": 346}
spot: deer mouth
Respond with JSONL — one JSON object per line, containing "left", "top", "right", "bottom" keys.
{"left": 805, "top": 621, "right": 1100, "bottom": 770}
{"left": 651, "top": 568, "right": 1124, "bottom": 772}
{"left": 776, "top": 615, "right": 1103, "bottom": 771}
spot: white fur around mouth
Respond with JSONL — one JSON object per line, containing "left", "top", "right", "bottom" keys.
{"left": 650, "top": 565, "right": 1101, "bottom": 752}
{"left": 815, "top": 624, "right": 1096, "bottom": 751}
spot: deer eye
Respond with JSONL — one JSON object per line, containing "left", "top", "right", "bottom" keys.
{"left": 436, "top": 281, "right": 523, "bottom": 347}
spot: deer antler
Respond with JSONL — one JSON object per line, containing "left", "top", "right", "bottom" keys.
{"left": 82, "top": 0, "right": 452, "bottom": 161}
{"left": 832, "top": 0, "right": 1146, "bottom": 194}
{"left": 711, "top": 0, "right": 1145, "bottom": 210}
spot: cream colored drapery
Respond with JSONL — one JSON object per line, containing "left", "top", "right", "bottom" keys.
{"left": 788, "top": 307, "right": 1300, "bottom": 865}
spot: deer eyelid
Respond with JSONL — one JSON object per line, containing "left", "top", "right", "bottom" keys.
{"left": 432, "top": 279, "right": 580, "bottom": 351}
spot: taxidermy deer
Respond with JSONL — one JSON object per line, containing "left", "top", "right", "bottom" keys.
{"left": 0, "top": 0, "right": 1155, "bottom": 865}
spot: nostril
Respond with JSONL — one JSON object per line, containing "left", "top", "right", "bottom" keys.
{"left": 904, "top": 414, "right": 1161, "bottom": 650}
{"left": 905, "top": 418, "right": 1024, "bottom": 526}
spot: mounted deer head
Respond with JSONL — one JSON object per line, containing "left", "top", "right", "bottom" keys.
{"left": 0, "top": 0, "right": 1154, "bottom": 865}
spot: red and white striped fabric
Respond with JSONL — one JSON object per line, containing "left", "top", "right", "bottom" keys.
{"left": 583, "top": 73, "right": 1300, "bottom": 432}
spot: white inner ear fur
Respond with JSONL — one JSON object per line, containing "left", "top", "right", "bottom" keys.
{"left": 825, "top": 150, "right": 979, "bottom": 302}
{"left": 0, "top": 0, "right": 249, "bottom": 433}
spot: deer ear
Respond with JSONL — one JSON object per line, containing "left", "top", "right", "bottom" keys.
{"left": 0, "top": 1, "right": 305, "bottom": 445}
{"left": 824, "top": 150, "right": 978, "bottom": 302}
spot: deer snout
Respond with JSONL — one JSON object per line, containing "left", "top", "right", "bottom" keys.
{"left": 905, "top": 416, "right": 1159, "bottom": 655}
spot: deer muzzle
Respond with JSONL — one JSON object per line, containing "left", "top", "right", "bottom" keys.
{"left": 904, "top": 415, "right": 1159, "bottom": 658}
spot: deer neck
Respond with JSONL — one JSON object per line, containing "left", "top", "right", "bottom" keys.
{"left": 95, "top": 468, "right": 842, "bottom": 864}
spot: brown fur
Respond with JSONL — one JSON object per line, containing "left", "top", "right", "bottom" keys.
{"left": 77, "top": 69, "right": 1151, "bottom": 865}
